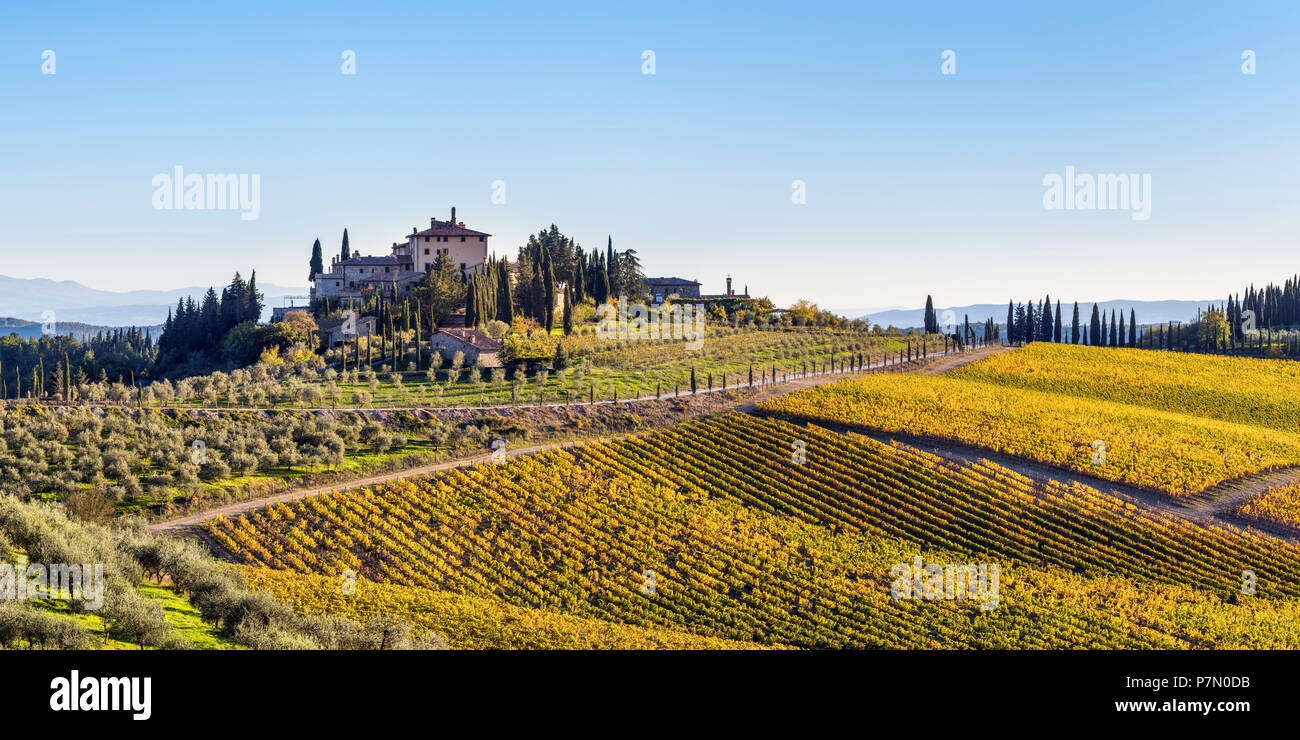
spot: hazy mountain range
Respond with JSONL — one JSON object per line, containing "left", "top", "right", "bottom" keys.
{"left": 0, "top": 275, "right": 310, "bottom": 327}
{"left": 842, "top": 299, "right": 1222, "bottom": 330}
{"left": 0, "top": 317, "right": 164, "bottom": 341}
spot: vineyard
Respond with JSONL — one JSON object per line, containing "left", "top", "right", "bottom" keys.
{"left": 1236, "top": 481, "right": 1300, "bottom": 535}
{"left": 238, "top": 566, "right": 781, "bottom": 649}
{"left": 951, "top": 343, "right": 1300, "bottom": 434}
{"left": 760, "top": 345, "right": 1300, "bottom": 496}
{"left": 210, "top": 414, "right": 1300, "bottom": 648}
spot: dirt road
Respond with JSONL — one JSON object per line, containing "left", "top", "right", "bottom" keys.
{"left": 147, "top": 346, "right": 1004, "bottom": 535}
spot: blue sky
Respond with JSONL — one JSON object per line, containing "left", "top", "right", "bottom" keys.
{"left": 1, "top": 1, "right": 1297, "bottom": 313}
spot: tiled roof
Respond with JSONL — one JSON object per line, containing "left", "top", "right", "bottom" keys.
{"left": 409, "top": 220, "right": 491, "bottom": 238}
{"left": 339, "top": 255, "right": 401, "bottom": 266}
{"left": 433, "top": 328, "right": 502, "bottom": 351}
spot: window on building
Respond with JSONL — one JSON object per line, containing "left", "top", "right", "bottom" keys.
{"left": 424, "top": 248, "right": 430, "bottom": 255}
{"left": 478, "top": 236, "right": 484, "bottom": 242}
{"left": 424, "top": 236, "right": 429, "bottom": 242}
{"left": 460, "top": 237, "right": 466, "bottom": 242}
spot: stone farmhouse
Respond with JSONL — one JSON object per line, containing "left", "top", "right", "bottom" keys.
{"left": 311, "top": 207, "right": 491, "bottom": 303}
{"left": 430, "top": 328, "right": 503, "bottom": 367}
{"left": 644, "top": 275, "right": 750, "bottom": 303}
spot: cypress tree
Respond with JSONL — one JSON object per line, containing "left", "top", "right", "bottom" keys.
{"left": 1040, "top": 294, "right": 1053, "bottom": 342}
{"left": 543, "top": 248, "right": 556, "bottom": 330}
{"left": 497, "top": 260, "right": 514, "bottom": 324}
{"left": 1089, "top": 304, "right": 1101, "bottom": 346}
{"left": 246, "top": 271, "right": 262, "bottom": 322}
{"left": 1109, "top": 310, "right": 1118, "bottom": 346}
{"left": 562, "top": 286, "right": 574, "bottom": 335}
{"left": 1129, "top": 309, "right": 1137, "bottom": 346}
{"left": 465, "top": 279, "right": 478, "bottom": 328}
{"left": 1071, "top": 302, "right": 1081, "bottom": 344}
{"left": 1006, "top": 301, "right": 1014, "bottom": 345}
{"left": 596, "top": 256, "right": 610, "bottom": 304}
{"left": 924, "top": 296, "right": 938, "bottom": 334}
{"left": 1118, "top": 311, "right": 1126, "bottom": 348}
{"left": 340, "top": 228, "right": 351, "bottom": 263}
{"left": 1054, "top": 300, "right": 1062, "bottom": 343}
{"left": 309, "top": 238, "right": 324, "bottom": 282}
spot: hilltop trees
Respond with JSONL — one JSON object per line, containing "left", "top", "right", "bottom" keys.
{"left": 464, "top": 257, "right": 511, "bottom": 330}
{"left": 416, "top": 251, "right": 467, "bottom": 328}
{"left": 1039, "top": 294, "right": 1054, "bottom": 342}
{"left": 154, "top": 271, "right": 264, "bottom": 374}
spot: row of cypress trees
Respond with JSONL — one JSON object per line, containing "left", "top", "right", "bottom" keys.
{"left": 1003, "top": 297, "right": 1138, "bottom": 347}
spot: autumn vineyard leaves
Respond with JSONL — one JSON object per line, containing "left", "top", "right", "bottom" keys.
{"left": 760, "top": 343, "right": 1300, "bottom": 497}
{"left": 210, "top": 406, "right": 1300, "bottom": 648}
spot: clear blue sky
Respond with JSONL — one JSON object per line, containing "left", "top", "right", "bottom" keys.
{"left": 1, "top": 1, "right": 1296, "bottom": 312}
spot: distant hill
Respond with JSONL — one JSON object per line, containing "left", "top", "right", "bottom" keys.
{"left": 0, "top": 275, "right": 309, "bottom": 326}
{"left": 856, "top": 299, "right": 1220, "bottom": 331}
{"left": 0, "top": 316, "right": 163, "bottom": 341}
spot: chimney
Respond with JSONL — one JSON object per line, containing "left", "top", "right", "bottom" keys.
{"left": 431, "top": 217, "right": 436, "bottom": 227}
{"left": 451, "top": 206, "right": 456, "bottom": 224}
{"left": 353, "top": 250, "right": 359, "bottom": 259}
{"left": 726, "top": 275, "right": 733, "bottom": 296}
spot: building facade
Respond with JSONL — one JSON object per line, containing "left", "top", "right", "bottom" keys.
{"left": 311, "top": 207, "right": 491, "bottom": 303}
{"left": 644, "top": 277, "right": 702, "bottom": 302}
{"left": 430, "top": 328, "right": 502, "bottom": 367}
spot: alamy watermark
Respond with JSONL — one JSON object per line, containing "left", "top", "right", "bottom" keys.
{"left": 152, "top": 166, "right": 261, "bottom": 220}
{"left": 1043, "top": 165, "right": 1150, "bottom": 221}
{"left": 596, "top": 296, "right": 707, "bottom": 350}
{"left": 1, "top": 562, "right": 105, "bottom": 610}
{"left": 890, "top": 556, "right": 999, "bottom": 610}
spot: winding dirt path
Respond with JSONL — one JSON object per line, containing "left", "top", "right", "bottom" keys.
{"left": 153, "top": 341, "right": 1299, "bottom": 545}
{"left": 148, "top": 347, "right": 1000, "bottom": 535}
